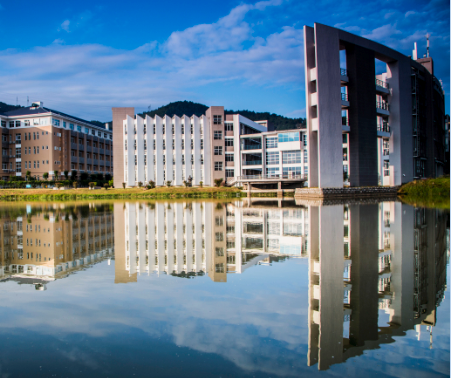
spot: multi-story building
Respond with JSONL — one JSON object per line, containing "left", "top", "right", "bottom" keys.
{"left": 0, "top": 102, "right": 113, "bottom": 180}
{"left": 304, "top": 23, "right": 446, "bottom": 188}
{"left": 113, "top": 201, "right": 307, "bottom": 284}
{"left": 112, "top": 106, "right": 308, "bottom": 188}
{"left": 0, "top": 203, "right": 114, "bottom": 288}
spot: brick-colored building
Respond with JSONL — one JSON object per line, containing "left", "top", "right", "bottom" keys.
{"left": 0, "top": 101, "right": 113, "bottom": 180}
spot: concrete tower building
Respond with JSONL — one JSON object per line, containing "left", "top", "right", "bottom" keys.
{"left": 304, "top": 23, "right": 446, "bottom": 188}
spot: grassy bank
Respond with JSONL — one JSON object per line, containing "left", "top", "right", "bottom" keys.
{"left": 0, "top": 186, "right": 243, "bottom": 201}
{"left": 398, "top": 176, "right": 450, "bottom": 209}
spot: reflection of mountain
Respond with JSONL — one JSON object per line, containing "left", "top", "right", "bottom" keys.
{"left": 0, "top": 204, "right": 114, "bottom": 288}
{"left": 114, "top": 201, "right": 305, "bottom": 284}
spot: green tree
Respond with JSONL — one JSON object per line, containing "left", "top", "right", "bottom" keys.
{"left": 43, "top": 172, "right": 49, "bottom": 181}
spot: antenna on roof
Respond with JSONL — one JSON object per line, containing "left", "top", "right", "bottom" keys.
{"left": 426, "top": 33, "right": 430, "bottom": 58}
{"left": 27, "top": 96, "right": 29, "bottom": 107}
{"left": 148, "top": 105, "right": 151, "bottom": 113}
{"left": 16, "top": 97, "right": 18, "bottom": 106}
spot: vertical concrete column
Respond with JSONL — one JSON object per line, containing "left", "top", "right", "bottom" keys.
{"left": 166, "top": 204, "right": 174, "bottom": 274}
{"left": 312, "top": 24, "right": 343, "bottom": 188}
{"left": 174, "top": 116, "right": 182, "bottom": 186}
{"left": 112, "top": 107, "right": 134, "bottom": 189}
{"left": 175, "top": 203, "right": 184, "bottom": 273}
{"left": 125, "top": 116, "right": 134, "bottom": 187}
{"left": 147, "top": 204, "right": 156, "bottom": 274}
{"left": 154, "top": 116, "right": 164, "bottom": 186}
{"left": 202, "top": 115, "right": 212, "bottom": 186}
{"left": 156, "top": 203, "right": 165, "bottom": 273}
{"left": 193, "top": 116, "right": 201, "bottom": 185}
{"left": 184, "top": 116, "right": 193, "bottom": 182}
{"left": 317, "top": 204, "right": 344, "bottom": 370}
{"left": 136, "top": 116, "right": 145, "bottom": 184}
{"left": 145, "top": 115, "right": 154, "bottom": 183}
{"left": 164, "top": 115, "right": 173, "bottom": 183}
{"left": 138, "top": 204, "right": 146, "bottom": 274}
{"left": 348, "top": 204, "right": 379, "bottom": 346}
{"left": 386, "top": 60, "right": 414, "bottom": 185}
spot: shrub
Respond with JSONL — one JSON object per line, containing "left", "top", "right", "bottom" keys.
{"left": 73, "top": 182, "right": 78, "bottom": 189}
{"left": 54, "top": 170, "right": 59, "bottom": 179}
{"left": 56, "top": 183, "right": 63, "bottom": 189}
{"left": 89, "top": 182, "right": 96, "bottom": 189}
{"left": 104, "top": 183, "right": 109, "bottom": 190}
{"left": 166, "top": 180, "right": 172, "bottom": 187}
{"left": 63, "top": 170, "right": 69, "bottom": 180}
{"left": 183, "top": 180, "right": 188, "bottom": 187}
{"left": 138, "top": 181, "right": 143, "bottom": 188}
{"left": 108, "top": 179, "right": 114, "bottom": 187}
{"left": 214, "top": 178, "right": 223, "bottom": 187}
{"left": 43, "top": 172, "right": 49, "bottom": 181}
{"left": 71, "top": 170, "right": 78, "bottom": 180}
{"left": 199, "top": 181, "right": 203, "bottom": 188}
{"left": 122, "top": 182, "right": 126, "bottom": 189}
{"left": 147, "top": 180, "right": 155, "bottom": 189}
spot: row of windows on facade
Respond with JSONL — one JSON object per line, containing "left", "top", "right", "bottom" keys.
{"left": 125, "top": 139, "right": 211, "bottom": 151}
{"left": 71, "top": 164, "right": 111, "bottom": 172}
{"left": 70, "top": 137, "right": 109, "bottom": 149}
{"left": 2, "top": 160, "right": 55, "bottom": 172}
{"left": 71, "top": 151, "right": 108, "bottom": 160}
{"left": 126, "top": 123, "right": 203, "bottom": 136}
{"left": 126, "top": 154, "right": 205, "bottom": 166}
{"left": 1, "top": 118, "right": 111, "bottom": 140}
{"left": 265, "top": 166, "right": 307, "bottom": 176}
{"left": 265, "top": 150, "right": 308, "bottom": 165}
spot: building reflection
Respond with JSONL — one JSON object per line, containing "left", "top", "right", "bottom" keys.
{"left": 0, "top": 199, "right": 447, "bottom": 372}
{"left": 302, "top": 200, "right": 448, "bottom": 370}
{"left": 0, "top": 204, "right": 114, "bottom": 289}
{"left": 113, "top": 201, "right": 305, "bottom": 284}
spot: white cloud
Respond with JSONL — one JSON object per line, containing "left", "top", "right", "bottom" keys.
{"left": 0, "top": 1, "right": 302, "bottom": 120}
{"left": 60, "top": 20, "right": 70, "bottom": 32}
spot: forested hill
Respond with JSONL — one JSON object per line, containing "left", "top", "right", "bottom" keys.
{"left": 139, "top": 101, "right": 305, "bottom": 130}
{"left": 0, "top": 102, "right": 22, "bottom": 114}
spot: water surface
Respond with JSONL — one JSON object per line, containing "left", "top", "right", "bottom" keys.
{"left": 0, "top": 199, "right": 448, "bottom": 377}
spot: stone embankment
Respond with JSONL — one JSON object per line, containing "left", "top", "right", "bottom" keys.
{"left": 295, "top": 186, "right": 399, "bottom": 199}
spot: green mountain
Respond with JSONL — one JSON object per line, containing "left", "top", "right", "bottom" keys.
{"left": 138, "top": 101, "right": 305, "bottom": 130}
{"left": 0, "top": 102, "right": 22, "bottom": 114}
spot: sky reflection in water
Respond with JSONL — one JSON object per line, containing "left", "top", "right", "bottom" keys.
{"left": 0, "top": 200, "right": 448, "bottom": 377}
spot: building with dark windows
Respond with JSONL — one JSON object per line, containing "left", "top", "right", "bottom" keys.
{"left": 303, "top": 23, "right": 446, "bottom": 188}
{"left": 0, "top": 102, "right": 113, "bottom": 180}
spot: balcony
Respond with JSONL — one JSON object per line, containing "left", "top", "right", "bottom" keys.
{"left": 242, "top": 144, "right": 262, "bottom": 151}
{"left": 376, "top": 79, "right": 390, "bottom": 94}
{"left": 376, "top": 101, "right": 390, "bottom": 115}
{"left": 341, "top": 93, "right": 350, "bottom": 108}
{"left": 340, "top": 68, "right": 349, "bottom": 83}
{"left": 342, "top": 117, "right": 350, "bottom": 133}
{"left": 377, "top": 122, "right": 391, "bottom": 138}
{"left": 242, "top": 160, "right": 262, "bottom": 166}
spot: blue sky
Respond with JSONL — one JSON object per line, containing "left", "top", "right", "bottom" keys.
{"left": 0, "top": 0, "right": 449, "bottom": 121}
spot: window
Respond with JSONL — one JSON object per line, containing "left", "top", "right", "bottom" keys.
{"left": 214, "top": 162, "right": 223, "bottom": 171}
{"left": 226, "top": 169, "right": 234, "bottom": 178}
{"left": 181, "top": 124, "right": 184, "bottom": 134}
{"left": 200, "top": 139, "right": 203, "bottom": 150}
{"left": 343, "top": 148, "right": 348, "bottom": 161}
{"left": 214, "top": 131, "right": 222, "bottom": 140}
{"left": 215, "top": 247, "right": 224, "bottom": 257}
{"left": 52, "top": 119, "right": 60, "bottom": 126}
{"left": 215, "top": 216, "right": 224, "bottom": 226}
{"left": 304, "top": 151, "right": 308, "bottom": 163}
{"left": 303, "top": 134, "right": 307, "bottom": 146}
{"left": 266, "top": 167, "right": 280, "bottom": 177}
{"left": 77, "top": 126, "right": 81, "bottom": 132}
{"left": 278, "top": 132, "right": 299, "bottom": 143}
{"left": 384, "top": 161, "right": 390, "bottom": 176}
{"left": 342, "top": 133, "right": 348, "bottom": 144}
{"left": 215, "top": 232, "right": 224, "bottom": 241}
{"left": 213, "top": 115, "right": 222, "bottom": 124}
{"left": 214, "top": 146, "right": 223, "bottom": 155}
{"left": 266, "top": 137, "right": 278, "bottom": 148}
{"left": 283, "top": 166, "right": 301, "bottom": 177}
{"left": 266, "top": 151, "right": 279, "bottom": 165}
{"left": 225, "top": 154, "right": 234, "bottom": 162}
{"left": 225, "top": 122, "right": 233, "bottom": 131}
{"left": 225, "top": 138, "right": 233, "bottom": 147}
{"left": 15, "top": 121, "right": 21, "bottom": 127}
{"left": 1, "top": 120, "right": 5, "bottom": 128}
{"left": 282, "top": 151, "right": 301, "bottom": 164}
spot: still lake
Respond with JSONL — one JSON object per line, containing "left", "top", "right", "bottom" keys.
{"left": 0, "top": 199, "right": 448, "bottom": 377}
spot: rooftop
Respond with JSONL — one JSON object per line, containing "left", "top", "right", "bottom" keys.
{"left": 2, "top": 106, "right": 106, "bottom": 130}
